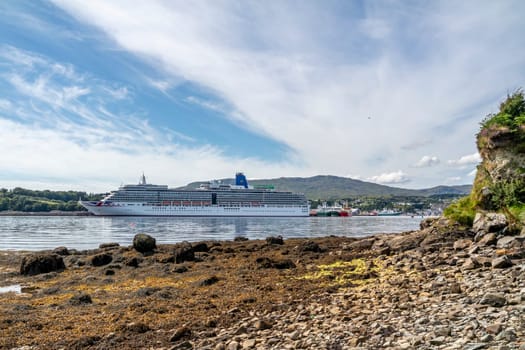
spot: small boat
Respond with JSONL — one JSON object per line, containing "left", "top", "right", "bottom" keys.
{"left": 310, "top": 203, "right": 350, "bottom": 217}
{"left": 376, "top": 209, "right": 403, "bottom": 216}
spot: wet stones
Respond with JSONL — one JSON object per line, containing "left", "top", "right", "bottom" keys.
{"left": 453, "top": 239, "right": 472, "bottom": 251}
{"left": 199, "top": 276, "right": 219, "bottom": 287}
{"left": 266, "top": 235, "right": 284, "bottom": 245}
{"left": 20, "top": 253, "right": 65, "bottom": 276}
{"left": 255, "top": 257, "right": 296, "bottom": 269}
{"left": 170, "top": 326, "right": 191, "bottom": 342}
{"left": 99, "top": 242, "right": 120, "bottom": 250}
{"left": 123, "top": 322, "right": 150, "bottom": 333}
{"left": 124, "top": 256, "right": 141, "bottom": 268}
{"left": 477, "top": 232, "right": 498, "bottom": 247}
{"left": 192, "top": 242, "right": 209, "bottom": 252}
{"left": 174, "top": 242, "right": 195, "bottom": 263}
{"left": 254, "top": 318, "right": 273, "bottom": 330}
{"left": 296, "top": 240, "right": 322, "bottom": 253}
{"left": 133, "top": 233, "right": 156, "bottom": 253}
{"left": 472, "top": 212, "right": 507, "bottom": 235}
{"left": 90, "top": 253, "right": 113, "bottom": 267}
{"left": 479, "top": 293, "right": 506, "bottom": 307}
{"left": 69, "top": 293, "right": 93, "bottom": 305}
{"left": 492, "top": 255, "right": 513, "bottom": 269}
{"left": 52, "top": 246, "right": 70, "bottom": 256}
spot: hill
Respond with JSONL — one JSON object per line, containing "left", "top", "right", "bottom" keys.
{"left": 178, "top": 175, "right": 471, "bottom": 200}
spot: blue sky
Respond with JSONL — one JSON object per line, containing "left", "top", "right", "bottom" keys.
{"left": 0, "top": 1, "right": 524, "bottom": 192}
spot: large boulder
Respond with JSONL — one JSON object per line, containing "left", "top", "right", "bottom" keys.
{"left": 90, "top": 253, "right": 113, "bottom": 267}
{"left": 174, "top": 242, "right": 195, "bottom": 263}
{"left": 472, "top": 212, "right": 507, "bottom": 234}
{"left": 20, "top": 254, "right": 65, "bottom": 276}
{"left": 133, "top": 233, "right": 156, "bottom": 253}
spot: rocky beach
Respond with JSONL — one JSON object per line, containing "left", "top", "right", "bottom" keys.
{"left": 1, "top": 214, "right": 525, "bottom": 350}
{"left": 2, "top": 91, "right": 525, "bottom": 350}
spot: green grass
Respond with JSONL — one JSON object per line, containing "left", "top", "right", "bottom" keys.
{"left": 443, "top": 196, "right": 476, "bottom": 227}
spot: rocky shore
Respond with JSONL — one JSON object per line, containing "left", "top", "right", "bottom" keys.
{"left": 1, "top": 216, "right": 525, "bottom": 349}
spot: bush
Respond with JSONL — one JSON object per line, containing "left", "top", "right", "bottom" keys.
{"left": 443, "top": 196, "right": 476, "bottom": 227}
{"left": 481, "top": 89, "right": 525, "bottom": 130}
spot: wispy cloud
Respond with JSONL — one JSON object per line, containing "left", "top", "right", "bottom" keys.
{"left": 448, "top": 153, "right": 481, "bottom": 167}
{"left": 50, "top": 0, "right": 525, "bottom": 188}
{"left": 413, "top": 155, "right": 440, "bottom": 168}
{"left": 367, "top": 170, "right": 410, "bottom": 185}
{"left": 0, "top": 45, "right": 305, "bottom": 191}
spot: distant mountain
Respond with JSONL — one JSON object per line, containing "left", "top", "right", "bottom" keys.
{"left": 177, "top": 175, "right": 472, "bottom": 200}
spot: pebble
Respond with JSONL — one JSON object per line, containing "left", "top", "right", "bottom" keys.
{"left": 183, "top": 227, "right": 525, "bottom": 350}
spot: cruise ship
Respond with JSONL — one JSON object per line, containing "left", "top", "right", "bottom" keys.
{"left": 79, "top": 173, "right": 309, "bottom": 217}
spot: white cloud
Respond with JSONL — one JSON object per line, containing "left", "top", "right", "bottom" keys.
{"left": 105, "top": 86, "right": 129, "bottom": 100}
{"left": 0, "top": 2, "right": 522, "bottom": 190}
{"left": 0, "top": 118, "right": 303, "bottom": 192}
{"left": 367, "top": 170, "right": 409, "bottom": 185}
{"left": 468, "top": 168, "right": 477, "bottom": 177}
{"left": 0, "top": 46, "right": 308, "bottom": 191}
{"left": 413, "top": 155, "right": 440, "bottom": 168}
{"left": 49, "top": 0, "right": 525, "bottom": 189}
{"left": 448, "top": 153, "right": 481, "bottom": 167}
{"left": 146, "top": 78, "right": 173, "bottom": 93}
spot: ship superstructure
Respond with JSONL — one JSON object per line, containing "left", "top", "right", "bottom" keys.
{"left": 79, "top": 173, "right": 309, "bottom": 217}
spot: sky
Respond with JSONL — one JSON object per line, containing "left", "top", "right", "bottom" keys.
{"left": 0, "top": 1, "right": 524, "bottom": 192}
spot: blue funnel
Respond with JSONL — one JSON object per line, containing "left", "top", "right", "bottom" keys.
{"left": 235, "top": 172, "right": 249, "bottom": 188}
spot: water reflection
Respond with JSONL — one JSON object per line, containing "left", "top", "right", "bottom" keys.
{"left": 0, "top": 216, "right": 422, "bottom": 251}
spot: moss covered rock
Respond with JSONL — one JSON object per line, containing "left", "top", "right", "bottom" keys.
{"left": 446, "top": 90, "right": 525, "bottom": 228}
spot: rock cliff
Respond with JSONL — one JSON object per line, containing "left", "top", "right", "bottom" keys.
{"left": 445, "top": 89, "right": 525, "bottom": 229}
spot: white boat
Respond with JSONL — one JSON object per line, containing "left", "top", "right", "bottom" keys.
{"left": 79, "top": 173, "right": 309, "bottom": 217}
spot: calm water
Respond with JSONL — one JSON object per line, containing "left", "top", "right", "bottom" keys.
{"left": 0, "top": 216, "right": 422, "bottom": 251}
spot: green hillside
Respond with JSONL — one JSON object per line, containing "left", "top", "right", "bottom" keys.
{"left": 178, "top": 175, "right": 471, "bottom": 200}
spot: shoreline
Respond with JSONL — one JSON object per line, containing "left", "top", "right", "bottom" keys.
{"left": 0, "top": 210, "right": 91, "bottom": 216}
{"left": 1, "top": 219, "right": 525, "bottom": 349}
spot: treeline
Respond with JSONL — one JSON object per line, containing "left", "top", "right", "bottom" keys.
{"left": 0, "top": 188, "right": 102, "bottom": 212}
{"left": 310, "top": 194, "right": 463, "bottom": 212}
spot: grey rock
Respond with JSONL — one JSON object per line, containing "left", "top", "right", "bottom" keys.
{"left": 463, "top": 257, "right": 481, "bottom": 270}
{"left": 91, "top": 253, "right": 113, "bottom": 267}
{"left": 472, "top": 212, "right": 507, "bottom": 234}
{"left": 133, "top": 233, "right": 156, "bottom": 253}
{"left": 497, "top": 236, "right": 525, "bottom": 249}
{"left": 170, "top": 326, "right": 191, "bottom": 342}
{"left": 492, "top": 255, "right": 513, "bottom": 269}
{"left": 453, "top": 239, "right": 472, "bottom": 250}
{"left": 69, "top": 292, "right": 92, "bottom": 305}
{"left": 227, "top": 341, "right": 239, "bottom": 350}
{"left": 464, "top": 344, "right": 488, "bottom": 350}
{"left": 478, "top": 232, "right": 498, "bottom": 247}
{"left": 266, "top": 235, "right": 284, "bottom": 245}
{"left": 479, "top": 293, "right": 506, "bottom": 307}
{"left": 485, "top": 323, "right": 502, "bottom": 334}
{"left": 20, "top": 254, "right": 65, "bottom": 276}
{"left": 254, "top": 319, "right": 273, "bottom": 330}
{"left": 174, "top": 242, "right": 195, "bottom": 263}
{"left": 241, "top": 339, "right": 256, "bottom": 349}
{"left": 99, "top": 242, "right": 120, "bottom": 249}
{"left": 497, "top": 328, "right": 517, "bottom": 341}
{"left": 52, "top": 246, "right": 70, "bottom": 256}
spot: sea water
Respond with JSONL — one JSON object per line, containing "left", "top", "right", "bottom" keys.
{"left": 0, "top": 216, "right": 422, "bottom": 251}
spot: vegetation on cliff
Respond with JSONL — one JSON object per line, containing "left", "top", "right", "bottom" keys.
{"left": 445, "top": 89, "right": 525, "bottom": 227}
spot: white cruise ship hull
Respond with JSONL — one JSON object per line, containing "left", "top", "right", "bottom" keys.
{"left": 80, "top": 201, "right": 309, "bottom": 217}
